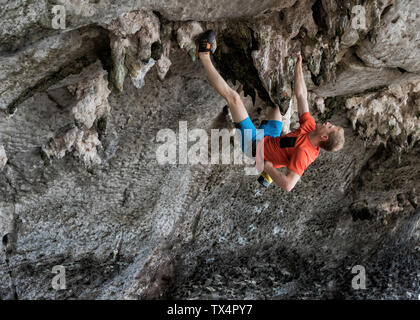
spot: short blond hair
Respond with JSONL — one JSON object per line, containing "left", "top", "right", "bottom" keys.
{"left": 320, "top": 126, "right": 345, "bottom": 152}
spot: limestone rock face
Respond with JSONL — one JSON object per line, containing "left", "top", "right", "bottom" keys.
{"left": 68, "top": 61, "right": 111, "bottom": 129}
{"left": 176, "top": 21, "right": 204, "bottom": 61}
{"left": 156, "top": 41, "right": 172, "bottom": 81}
{"left": 107, "top": 10, "right": 160, "bottom": 61}
{"left": 0, "top": 146, "right": 7, "bottom": 171}
{"left": 356, "top": 0, "right": 420, "bottom": 72}
{"left": 0, "top": 0, "right": 296, "bottom": 52}
{"left": 0, "top": 27, "right": 107, "bottom": 112}
{"left": 107, "top": 10, "right": 161, "bottom": 91}
{"left": 40, "top": 60, "right": 110, "bottom": 166}
{"left": 176, "top": 22, "right": 203, "bottom": 51}
{"left": 0, "top": 0, "right": 50, "bottom": 52}
{"left": 42, "top": 125, "right": 102, "bottom": 167}
{"left": 346, "top": 80, "right": 420, "bottom": 148}
{"left": 251, "top": 0, "right": 318, "bottom": 112}
{"left": 313, "top": 53, "right": 420, "bottom": 97}
{"left": 0, "top": 1, "right": 419, "bottom": 300}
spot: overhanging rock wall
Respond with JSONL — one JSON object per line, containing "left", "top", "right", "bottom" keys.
{"left": 0, "top": 0, "right": 419, "bottom": 299}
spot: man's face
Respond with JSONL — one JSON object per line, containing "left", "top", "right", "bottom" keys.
{"left": 316, "top": 122, "right": 339, "bottom": 140}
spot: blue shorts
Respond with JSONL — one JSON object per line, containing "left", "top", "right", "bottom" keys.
{"left": 235, "top": 117, "right": 283, "bottom": 155}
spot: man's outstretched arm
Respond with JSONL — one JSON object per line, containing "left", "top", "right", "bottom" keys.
{"left": 263, "top": 161, "right": 300, "bottom": 192}
{"left": 294, "top": 52, "right": 309, "bottom": 117}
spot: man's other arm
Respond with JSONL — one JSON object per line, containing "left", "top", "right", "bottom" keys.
{"left": 294, "top": 52, "right": 309, "bottom": 117}
{"left": 263, "top": 161, "right": 300, "bottom": 192}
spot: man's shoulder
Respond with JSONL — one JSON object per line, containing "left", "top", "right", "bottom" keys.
{"left": 298, "top": 112, "right": 316, "bottom": 134}
{"left": 299, "top": 111, "right": 314, "bottom": 120}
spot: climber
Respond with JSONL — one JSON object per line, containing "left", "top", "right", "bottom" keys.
{"left": 196, "top": 30, "right": 345, "bottom": 192}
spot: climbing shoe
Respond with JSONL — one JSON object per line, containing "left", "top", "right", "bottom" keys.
{"left": 196, "top": 29, "right": 215, "bottom": 58}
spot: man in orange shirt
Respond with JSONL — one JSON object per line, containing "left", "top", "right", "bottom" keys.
{"left": 196, "top": 30, "right": 345, "bottom": 192}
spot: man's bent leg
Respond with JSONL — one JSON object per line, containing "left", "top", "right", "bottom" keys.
{"left": 260, "top": 105, "right": 283, "bottom": 138}
{"left": 199, "top": 53, "right": 249, "bottom": 123}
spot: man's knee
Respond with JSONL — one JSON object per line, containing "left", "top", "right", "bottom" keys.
{"left": 226, "top": 90, "right": 241, "bottom": 108}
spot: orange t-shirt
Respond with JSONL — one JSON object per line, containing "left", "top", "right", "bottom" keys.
{"left": 256, "top": 112, "right": 320, "bottom": 176}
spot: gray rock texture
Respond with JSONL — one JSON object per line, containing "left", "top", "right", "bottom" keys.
{"left": 0, "top": 26, "right": 109, "bottom": 112}
{"left": 0, "top": 0, "right": 419, "bottom": 300}
{"left": 0, "top": 146, "right": 7, "bottom": 171}
{"left": 356, "top": 0, "right": 420, "bottom": 73}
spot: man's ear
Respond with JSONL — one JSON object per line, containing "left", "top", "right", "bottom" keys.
{"left": 320, "top": 134, "right": 328, "bottom": 141}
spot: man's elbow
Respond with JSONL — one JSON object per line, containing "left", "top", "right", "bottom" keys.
{"left": 283, "top": 183, "right": 294, "bottom": 192}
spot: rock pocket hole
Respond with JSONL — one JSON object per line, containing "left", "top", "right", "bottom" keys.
{"left": 2, "top": 233, "right": 9, "bottom": 248}
{"left": 381, "top": 4, "right": 393, "bottom": 19}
